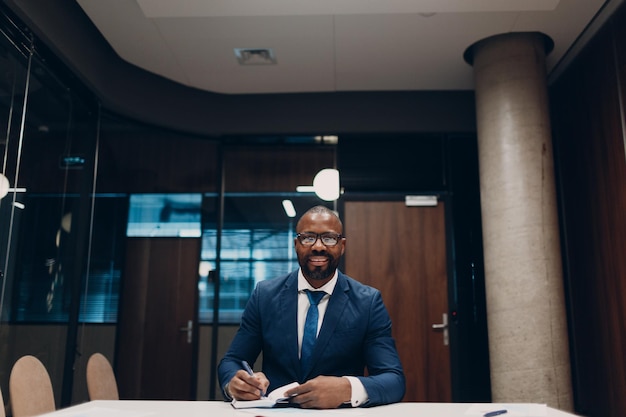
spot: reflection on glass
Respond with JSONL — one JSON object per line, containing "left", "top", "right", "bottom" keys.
{"left": 11, "top": 196, "right": 126, "bottom": 323}
{"left": 200, "top": 194, "right": 332, "bottom": 323}
{"left": 127, "top": 194, "right": 202, "bottom": 237}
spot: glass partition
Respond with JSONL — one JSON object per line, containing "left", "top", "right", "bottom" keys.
{"left": 200, "top": 193, "right": 332, "bottom": 324}
{"left": 0, "top": 4, "right": 489, "bottom": 404}
{"left": 0, "top": 29, "right": 30, "bottom": 323}
{"left": 0, "top": 5, "right": 340, "bottom": 405}
{"left": 0, "top": 9, "right": 102, "bottom": 406}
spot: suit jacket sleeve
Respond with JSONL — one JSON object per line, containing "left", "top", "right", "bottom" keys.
{"left": 356, "top": 289, "right": 406, "bottom": 406}
{"left": 217, "top": 281, "right": 265, "bottom": 398}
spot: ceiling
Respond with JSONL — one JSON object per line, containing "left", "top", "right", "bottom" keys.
{"left": 74, "top": 0, "right": 612, "bottom": 95}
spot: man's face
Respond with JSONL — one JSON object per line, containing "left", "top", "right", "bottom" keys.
{"left": 294, "top": 211, "right": 345, "bottom": 286}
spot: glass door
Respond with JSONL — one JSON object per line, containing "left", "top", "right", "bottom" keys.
{"left": 0, "top": 16, "right": 100, "bottom": 407}
{"left": 202, "top": 139, "right": 338, "bottom": 399}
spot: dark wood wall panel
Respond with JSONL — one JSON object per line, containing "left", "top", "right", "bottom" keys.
{"left": 338, "top": 135, "right": 447, "bottom": 192}
{"left": 550, "top": 4, "right": 626, "bottom": 416}
{"left": 96, "top": 123, "right": 219, "bottom": 193}
{"left": 223, "top": 146, "right": 335, "bottom": 192}
{"left": 19, "top": 116, "right": 97, "bottom": 194}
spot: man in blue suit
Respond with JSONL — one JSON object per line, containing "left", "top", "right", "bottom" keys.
{"left": 218, "top": 205, "right": 405, "bottom": 408}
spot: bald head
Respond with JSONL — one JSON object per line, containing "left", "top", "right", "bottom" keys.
{"left": 296, "top": 205, "right": 342, "bottom": 232}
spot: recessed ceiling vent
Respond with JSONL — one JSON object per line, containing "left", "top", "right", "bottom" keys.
{"left": 234, "top": 48, "right": 277, "bottom": 65}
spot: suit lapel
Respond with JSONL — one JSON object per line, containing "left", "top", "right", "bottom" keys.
{"left": 304, "top": 273, "right": 349, "bottom": 378}
{"left": 277, "top": 272, "right": 301, "bottom": 378}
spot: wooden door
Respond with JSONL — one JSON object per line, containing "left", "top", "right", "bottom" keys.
{"left": 343, "top": 201, "right": 451, "bottom": 402}
{"left": 117, "top": 237, "right": 200, "bottom": 399}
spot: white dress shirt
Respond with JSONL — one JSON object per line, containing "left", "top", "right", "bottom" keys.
{"left": 297, "top": 269, "right": 369, "bottom": 407}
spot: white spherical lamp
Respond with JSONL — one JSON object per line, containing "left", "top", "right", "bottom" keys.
{"left": 0, "top": 174, "right": 10, "bottom": 199}
{"left": 312, "top": 168, "right": 340, "bottom": 201}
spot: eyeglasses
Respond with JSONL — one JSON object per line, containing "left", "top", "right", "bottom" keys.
{"left": 296, "top": 232, "right": 344, "bottom": 247}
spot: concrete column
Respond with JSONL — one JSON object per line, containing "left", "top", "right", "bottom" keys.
{"left": 465, "top": 33, "right": 573, "bottom": 410}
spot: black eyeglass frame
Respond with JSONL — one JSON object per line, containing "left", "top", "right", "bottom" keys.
{"left": 296, "top": 232, "right": 345, "bottom": 247}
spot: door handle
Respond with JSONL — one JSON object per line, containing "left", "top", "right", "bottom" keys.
{"left": 431, "top": 313, "right": 449, "bottom": 346}
{"left": 179, "top": 319, "right": 193, "bottom": 344}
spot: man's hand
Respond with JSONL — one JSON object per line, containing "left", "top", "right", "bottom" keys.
{"left": 227, "top": 370, "right": 270, "bottom": 401}
{"left": 285, "top": 376, "right": 351, "bottom": 409}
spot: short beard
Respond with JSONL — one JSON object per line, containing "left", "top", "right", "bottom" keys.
{"left": 301, "top": 254, "right": 337, "bottom": 281}
{"left": 304, "top": 264, "right": 334, "bottom": 281}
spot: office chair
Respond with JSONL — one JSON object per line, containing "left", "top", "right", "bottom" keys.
{"left": 86, "top": 352, "right": 119, "bottom": 400}
{"left": 9, "top": 355, "right": 55, "bottom": 417}
{"left": 0, "top": 383, "right": 6, "bottom": 417}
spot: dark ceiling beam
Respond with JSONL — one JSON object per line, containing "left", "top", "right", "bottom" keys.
{"left": 4, "top": 0, "right": 476, "bottom": 137}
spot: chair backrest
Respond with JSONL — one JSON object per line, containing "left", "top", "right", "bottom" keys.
{"left": 86, "top": 353, "right": 119, "bottom": 400}
{"left": 9, "top": 355, "right": 55, "bottom": 417}
{"left": 0, "top": 383, "right": 6, "bottom": 417}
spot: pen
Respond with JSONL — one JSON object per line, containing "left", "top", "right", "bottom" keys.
{"left": 483, "top": 410, "right": 507, "bottom": 417}
{"left": 242, "top": 360, "right": 266, "bottom": 397}
{"left": 242, "top": 360, "right": 255, "bottom": 376}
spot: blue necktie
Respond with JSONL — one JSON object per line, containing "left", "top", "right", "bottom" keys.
{"left": 301, "top": 290, "right": 326, "bottom": 377}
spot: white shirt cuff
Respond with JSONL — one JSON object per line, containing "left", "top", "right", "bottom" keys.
{"left": 344, "top": 376, "right": 368, "bottom": 407}
{"left": 223, "top": 383, "right": 233, "bottom": 401}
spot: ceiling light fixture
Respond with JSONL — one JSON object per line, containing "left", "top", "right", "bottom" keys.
{"left": 296, "top": 169, "right": 341, "bottom": 201}
{"left": 314, "top": 135, "right": 339, "bottom": 144}
{"left": 234, "top": 48, "right": 277, "bottom": 65}
{"left": 0, "top": 174, "right": 8, "bottom": 199}
{"left": 0, "top": 173, "right": 26, "bottom": 199}
{"left": 282, "top": 200, "right": 296, "bottom": 218}
{"left": 312, "top": 169, "right": 340, "bottom": 201}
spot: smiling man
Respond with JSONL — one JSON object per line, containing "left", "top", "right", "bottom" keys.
{"left": 218, "top": 206, "right": 405, "bottom": 409}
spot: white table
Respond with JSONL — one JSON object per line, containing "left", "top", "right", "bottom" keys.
{"left": 39, "top": 400, "right": 581, "bottom": 417}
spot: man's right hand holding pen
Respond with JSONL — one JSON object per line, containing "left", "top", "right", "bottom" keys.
{"left": 226, "top": 361, "right": 269, "bottom": 401}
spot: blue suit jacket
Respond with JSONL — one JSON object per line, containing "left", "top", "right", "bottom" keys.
{"left": 218, "top": 270, "right": 406, "bottom": 406}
